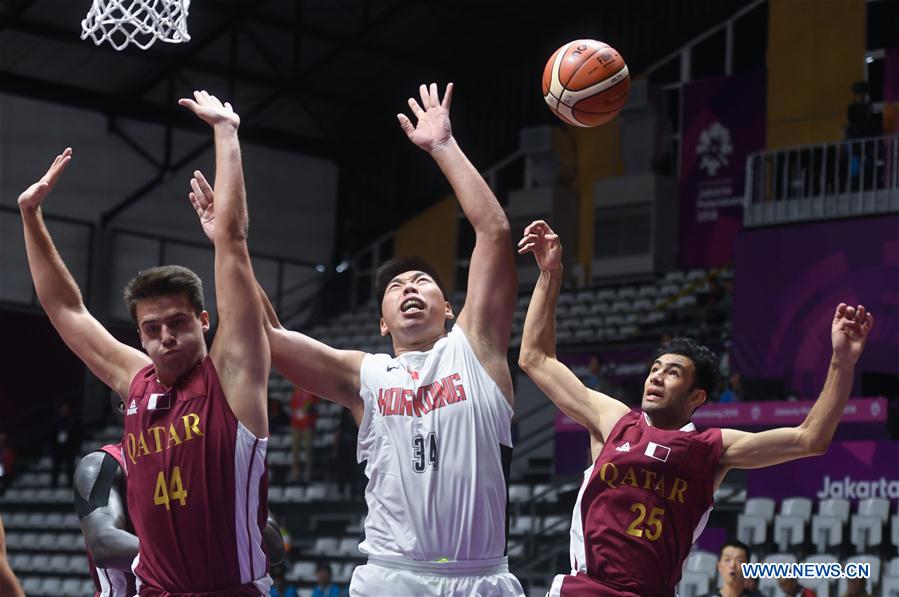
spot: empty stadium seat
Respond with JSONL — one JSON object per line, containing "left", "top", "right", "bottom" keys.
{"left": 678, "top": 572, "right": 711, "bottom": 597}
{"left": 773, "top": 496, "right": 812, "bottom": 551}
{"left": 313, "top": 536, "right": 339, "bottom": 555}
{"left": 542, "top": 516, "right": 567, "bottom": 535}
{"left": 288, "top": 561, "right": 316, "bottom": 582}
{"left": 811, "top": 498, "right": 850, "bottom": 554}
{"left": 337, "top": 537, "right": 360, "bottom": 556}
{"left": 737, "top": 497, "right": 775, "bottom": 547}
{"left": 850, "top": 498, "right": 890, "bottom": 553}
{"left": 511, "top": 515, "right": 536, "bottom": 535}
{"left": 882, "top": 557, "right": 899, "bottom": 597}
{"left": 684, "top": 550, "right": 718, "bottom": 578}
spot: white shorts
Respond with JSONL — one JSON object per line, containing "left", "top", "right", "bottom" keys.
{"left": 349, "top": 555, "right": 524, "bottom": 597}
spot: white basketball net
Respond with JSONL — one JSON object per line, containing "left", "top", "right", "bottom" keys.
{"left": 81, "top": 0, "right": 191, "bottom": 51}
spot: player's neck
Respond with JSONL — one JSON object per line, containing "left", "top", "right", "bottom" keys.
{"left": 391, "top": 332, "right": 446, "bottom": 356}
{"left": 155, "top": 355, "right": 204, "bottom": 389}
{"left": 643, "top": 410, "right": 691, "bottom": 431}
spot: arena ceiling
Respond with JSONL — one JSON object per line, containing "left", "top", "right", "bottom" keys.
{"left": 0, "top": 0, "right": 755, "bottom": 250}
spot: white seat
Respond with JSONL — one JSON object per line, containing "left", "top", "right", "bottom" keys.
{"left": 61, "top": 578, "right": 83, "bottom": 597}
{"left": 684, "top": 550, "right": 718, "bottom": 578}
{"left": 836, "top": 555, "right": 880, "bottom": 596}
{"left": 892, "top": 513, "right": 899, "bottom": 548}
{"left": 737, "top": 514, "right": 768, "bottom": 546}
{"left": 511, "top": 515, "right": 535, "bottom": 535}
{"left": 338, "top": 537, "right": 360, "bottom": 557}
{"left": 313, "top": 536, "right": 339, "bottom": 555}
{"left": 773, "top": 514, "right": 807, "bottom": 552}
{"left": 284, "top": 486, "right": 305, "bottom": 502}
{"left": 542, "top": 515, "right": 568, "bottom": 535}
{"left": 21, "top": 577, "right": 42, "bottom": 595}
{"left": 267, "top": 486, "right": 284, "bottom": 503}
{"left": 811, "top": 498, "right": 850, "bottom": 553}
{"left": 744, "top": 498, "right": 775, "bottom": 521}
{"left": 48, "top": 554, "right": 68, "bottom": 573}
{"left": 533, "top": 484, "right": 557, "bottom": 502}
{"left": 288, "top": 560, "right": 316, "bottom": 582}
{"left": 858, "top": 497, "right": 890, "bottom": 521}
{"left": 851, "top": 514, "right": 885, "bottom": 553}
{"left": 882, "top": 556, "right": 899, "bottom": 596}
{"left": 677, "top": 571, "right": 711, "bottom": 597}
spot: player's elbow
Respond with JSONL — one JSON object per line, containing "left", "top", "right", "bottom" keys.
{"left": 800, "top": 430, "right": 830, "bottom": 457}
{"left": 518, "top": 348, "right": 545, "bottom": 372}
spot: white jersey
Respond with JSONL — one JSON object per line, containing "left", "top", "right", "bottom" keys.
{"left": 356, "top": 325, "right": 514, "bottom": 562}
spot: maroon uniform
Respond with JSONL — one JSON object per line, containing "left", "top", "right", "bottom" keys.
{"left": 86, "top": 442, "right": 137, "bottom": 597}
{"left": 551, "top": 411, "right": 723, "bottom": 597}
{"left": 123, "top": 356, "right": 270, "bottom": 596}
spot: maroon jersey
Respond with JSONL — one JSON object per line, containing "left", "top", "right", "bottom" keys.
{"left": 124, "top": 356, "right": 269, "bottom": 595}
{"left": 556, "top": 411, "right": 723, "bottom": 597}
{"left": 86, "top": 442, "right": 137, "bottom": 597}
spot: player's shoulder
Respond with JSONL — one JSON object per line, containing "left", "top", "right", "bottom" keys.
{"left": 73, "top": 450, "right": 119, "bottom": 501}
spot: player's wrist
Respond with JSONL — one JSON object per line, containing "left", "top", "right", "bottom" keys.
{"left": 428, "top": 135, "right": 457, "bottom": 156}
{"left": 829, "top": 353, "right": 857, "bottom": 369}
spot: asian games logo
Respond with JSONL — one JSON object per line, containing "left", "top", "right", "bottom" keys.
{"left": 696, "top": 121, "right": 734, "bottom": 176}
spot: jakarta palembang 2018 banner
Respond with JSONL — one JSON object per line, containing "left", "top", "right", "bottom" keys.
{"left": 679, "top": 71, "right": 766, "bottom": 269}
{"left": 748, "top": 441, "right": 899, "bottom": 504}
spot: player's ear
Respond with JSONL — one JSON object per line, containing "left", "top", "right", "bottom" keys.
{"left": 380, "top": 317, "right": 389, "bottom": 337}
{"left": 199, "top": 310, "right": 211, "bottom": 332}
{"left": 444, "top": 301, "right": 454, "bottom": 321}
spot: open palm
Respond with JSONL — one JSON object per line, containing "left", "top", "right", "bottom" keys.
{"left": 397, "top": 83, "right": 454, "bottom": 153}
{"left": 178, "top": 90, "right": 240, "bottom": 129}
{"left": 18, "top": 148, "right": 72, "bottom": 212}
{"left": 188, "top": 170, "right": 216, "bottom": 243}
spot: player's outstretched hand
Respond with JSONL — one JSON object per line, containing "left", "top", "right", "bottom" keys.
{"left": 397, "top": 82, "right": 454, "bottom": 154}
{"left": 17, "top": 148, "right": 72, "bottom": 213}
{"left": 517, "top": 220, "right": 562, "bottom": 273}
{"left": 831, "top": 303, "right": 874, "bottom": 365}
{"left": 178, "top": 90, "right": 240, "bottom": 129}
{"left": 187, "top": 170, "right": 216, "bottom": 243}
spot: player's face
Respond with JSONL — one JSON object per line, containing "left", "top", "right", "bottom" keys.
{"left": 642, "top": 354, "right": 705, "bottom": 417}
{"left": 717, "top": 546, "right": 748, "bottom": 584}
{"left": 136, "top": 293, "right": 209, "bottom": 381}
{"left": 379, "top": 270, "right": 453, "bottom": 344}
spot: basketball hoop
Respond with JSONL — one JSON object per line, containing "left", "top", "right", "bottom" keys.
{"left": 81, "top": 0, "right": 191, "bottom": 51}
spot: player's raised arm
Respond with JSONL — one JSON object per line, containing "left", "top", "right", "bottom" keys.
{"left": 74, "top": 452, "right": 138, "bottom": 568}
{"left": 719, "top": 303, "right": 874, "bottom": 470}
{"left": 179, "top": 91, "right": 269, "bottom": 438}
{"left": 397, "top": 83, "right": 516, "bottom": 399}
{"left": 0, "top": 515, "right": 24, "bottom": 597}
{"left": 517, "top": 221, "right": 630, "bottom": 442}
{"left": 19, "top": 149, "right": 150, "bottom": 399}
{"left": 187, "top": 170, "right": 365, "bottom": 421}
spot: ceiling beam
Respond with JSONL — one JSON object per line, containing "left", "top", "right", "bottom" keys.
{"left": 0, "top": 71, "right": 336, "bottom": 158}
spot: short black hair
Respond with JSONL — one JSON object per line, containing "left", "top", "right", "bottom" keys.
{"left": 719, "top": 539, "right": 751, "bottom": 561}
{"left": 316, "top": 562, "right": 331, "bottom": 575}
{"left": 123, "top": 265, "right": 205, "bottom": 323}
{"left": 651, "top": 337, "right": 720, "bottom": 397}
{"left": 374, "top": 257, "right": 448, "bottom": 316}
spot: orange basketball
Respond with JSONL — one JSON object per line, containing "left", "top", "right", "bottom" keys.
{"left": 542, "top": 39, "right": 631, "bottom": 127}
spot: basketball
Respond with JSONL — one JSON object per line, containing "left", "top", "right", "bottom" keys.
{"left": 542, "top": 39, "right": 631, "bottom": 127}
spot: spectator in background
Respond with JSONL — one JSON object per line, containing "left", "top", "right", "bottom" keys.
{"left": 719, "top": 373, "right": 743, "bottom": 403}
{"left": 334, "top": 408, "right": 360, "bottom": 500}
{"left": 777, "top": 578, "right": 817, "bottom": 597}
{"left": 840, "top": 578, "right": 871, "bottom": 597}
{"left": 698, "top": 540, "right": 763, "bottom": 597}
{"left": 312, "top": 563, "right": 343, "bottom": 597}
{"left": 270, "top": 565, "right": 298, "bottom": 597}
{"left": 289, "top": 387, "right": 319, "bottom": 483}
{"left": 585, "top": 356, "right": 613, "bottom": 395}
{"left": 744, "top": 577, "right": 760, "bottom": 593}
{"left": 50, "top": 402, "right": 81, "bottom": 488}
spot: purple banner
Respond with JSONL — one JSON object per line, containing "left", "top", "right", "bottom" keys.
{"left": 692, "top": 397, "right": 887, "bottom": 427}
{"left": 747, "top": 441, "right": 899, "bottom": 503}
{"left": 680, "top": 72, "right": 766, "bottom": 269}
{"left": 732, "top": 216, "right": 899, "bottom": 400}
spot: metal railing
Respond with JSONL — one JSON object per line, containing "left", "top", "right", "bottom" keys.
{"left": 744, "top": 134, "right": 899, "bottom": 226}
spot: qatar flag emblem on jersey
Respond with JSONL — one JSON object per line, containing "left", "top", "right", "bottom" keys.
{"left": 644, "top": 441, "right": 671, "bottom": 462}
